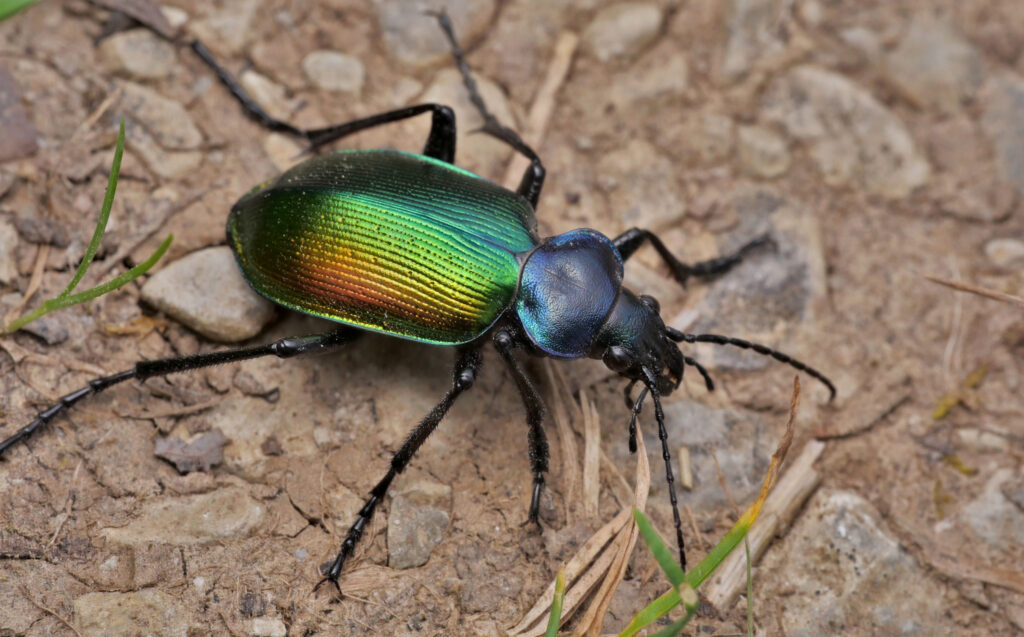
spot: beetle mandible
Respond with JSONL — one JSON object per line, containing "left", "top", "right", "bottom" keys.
{"left": 0, "top": 12, "right": 835, "bottom": 592}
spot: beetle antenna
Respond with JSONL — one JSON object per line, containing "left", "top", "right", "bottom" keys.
{"left": 626, "top": 384, "right": 649, "bottom": 454}
{"left": 665, "top": 328, "right": 836, "bottom": 400}
{"left": 642, "top": 368, "right": 687, "bottom": 571}
{"left": 682, "top": 355, "right": 715, "bottom": 391}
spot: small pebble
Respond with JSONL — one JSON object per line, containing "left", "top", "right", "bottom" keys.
{"left": 98, "top": 29, "right": 178, "bottom": 80}
{"left": 302, "top": 50, "right": 365, "bottom": 94}
{"left": 583, "top": 2, "right": 663, "bottom": 62}
{"left": 984, "top": 238, "right": 1024, "bottom": 269}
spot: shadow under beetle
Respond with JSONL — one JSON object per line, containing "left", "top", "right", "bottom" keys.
{"left": 0, "top": 13, "right": 835, "bottom": 592}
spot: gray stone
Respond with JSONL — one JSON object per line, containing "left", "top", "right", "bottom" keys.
{"left": 140, "top": 246, "right": 275, "bottom": 342}
{"left": 191, "top": 0, "right": 262, "bottom": 55}
{"left": 19, "top": 313, "right": 69, "bottom": 345}
{"left": 419, "top": 68, "right": 517, "bottom": 178}
{"left": 373, "top": 0, "right": 496, "bottom": 68}
{"left": 98, "top": 29, "right": 178, "bottom": 80}
{"left": 251, "top": 616, "right": 288, "bottom": 637}
{"left": 981, "top": 74, "right": 1024, "bottom": 196}
{"left": 102, "top": 486, "right": 264, "bottom": 545}
{"left": 596, "top": 139, "right": 685, "bottom": 231}
{"left": 611, "top": 43, "right": 689, "bottom": 104}
{"left": 880, "top": 13, "right": 984, "bottom": 114}
{"left": 302, "top": 50, "right": 365, "bottom": 94}
{"left": 961, "top": 469, "right": 1024, "bottom": 552}
{"left": 762, "top": 65, "right": 930, "bottom": 199}
{"left": 0, "top": 217, "right": 17, "bottom": 286}
{"left": 737, "top": 124, "right": 790, "bottom": 179}
{"left": 74, "top": 589, "right": 188, "bottom": 637}
{"left": 694, "top": 188, "right": 826, "bottom": 366}
{"left": 124, "top": 121, "right": 204, "bottom": 179}
{"left": 640, "top": 400, "right": 772, "bottom": 511}
{"left": 583, "top": 2, "right": 663, "bottom": 62}
{"left": 0, "top": 67, "right": 37, "bottom": 161}
{"left": 984, "top": 238, "right": 1024, "bottom": 269}
{"left": 720, "top": 0, "right": 789, "bottom": 81}
{"left": 388, "top": 479, "right": 452, "bottom": 569}
{"left": 240, "top": 70, "right": 294, "bottom": 122}
{"left": 756, "top": 490, "right": 953, "bottom": 636}
{"left": 120, "top": 81, "right": 203, "bottom": 150}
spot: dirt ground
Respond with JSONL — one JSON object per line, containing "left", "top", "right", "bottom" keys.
{"left": 2, "top": 0, "right": 1024, "bottom": 635}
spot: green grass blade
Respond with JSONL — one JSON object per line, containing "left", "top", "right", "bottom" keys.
{"left": 633, "top": 509, "right": 686, "bottom": 587}
{"left": 620, "top": 504, "right": 760, "bottom": 635}
{"left": 59, "top": 119, "right": 124, "bottom": 299}
{"left": 0, "top": 0, "right": 38, "bottom": 21}
{"left": 4, "top": 235, "right": 172, "bottom": 333}
{"left": 544, "top": 567, "right": 567, "bottom": 637}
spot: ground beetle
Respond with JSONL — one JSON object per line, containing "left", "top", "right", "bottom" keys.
{"left": 0, "top": 13, "right": 835, "bottom": 592}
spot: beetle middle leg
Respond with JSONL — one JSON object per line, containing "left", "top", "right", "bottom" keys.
{"left": 190, "top": 41, "right": 457, "bottom": 161}
{"left": 613, "top": 228, "right": 771, "bottom": 286}
{"left": 318, "top": 346, "right": 483, "bottom": 591}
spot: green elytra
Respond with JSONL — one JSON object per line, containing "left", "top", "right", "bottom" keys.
{"left": 229, "top": 149, "right": 539, "bottom": 345}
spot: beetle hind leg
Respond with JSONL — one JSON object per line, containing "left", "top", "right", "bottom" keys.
{"left": 190, "top": 41, "right": 457, "bottom": 161}
{"left": 432, "top": 11, "right": 547, "bottom": 208}
{"left": 0, "top": 328, "right": 358, "bottom": 459}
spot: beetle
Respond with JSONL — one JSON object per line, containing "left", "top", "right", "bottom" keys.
{"left": 0, "top": 13, "right": 834, "bottom": 592}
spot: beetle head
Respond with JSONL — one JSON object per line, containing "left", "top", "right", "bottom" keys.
{"left": 590, "top": 288, "right": 682, "bottom": 394}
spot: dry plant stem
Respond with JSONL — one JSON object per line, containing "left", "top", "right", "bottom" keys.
{"left": 4, "top": 243, "right": 49, "bottom": 326}
{"left": 508, "top": 508, "right": 631, "bottom": 635}
{"left": 19, "top": 585, "right": 84, "bottom": 637}
{"left": 48, "top": 459, "right": 82, "bottom": 548}
{"left": 544, "top": 361, "right": 582, "bottom": 520}
{"left": 509, "top": 420, "right": 652, "bottom": 636}
{"left": 704, "top": 400, "right": 817, "bottom": 611}
{"left": 575, "top": 419, "right": 651, "bottom": 636}
{"left": 581, "top": 390, "right": 601, "bottom": 519}
{"left": 115, "top": 399, "right": 220, "bottom": 420}
{"left": 925, "top": 275, "right": 1024, "bottom": 309}
{"left": 501, "top": 31, "right": 579, "bottom": 191}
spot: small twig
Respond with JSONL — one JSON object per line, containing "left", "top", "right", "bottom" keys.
{"left": 218, "top": 610, "right": 245, "bottom": 637}
{"left": 19, "top": 585, "right": 84, "bottom": 637}
{"left": 925, "top": 275, "right": 1024, "bottom": 309}
{"left": 684, "top": 503, "right": 707, "bottom": 552}
{"left": 48, "top": 459, "right": 83, "bottom": 548}
{"left": 501, "top": 32, "right": 578, "bottom": 192}
{"left": 115, "top": 399, "right": 219, "bottom": 420}
{"left": 711, "top": 450, "right": 740, "bottom": 515}
{"left": 580, "top": 390, "right": 601, "bottom": 519}
{"left": 4, "top": 244, "right": 49, "bottom": 327}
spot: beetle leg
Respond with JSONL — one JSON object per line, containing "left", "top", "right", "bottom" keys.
{"left": 0, "top": 328, "right": 358, "bottom": 459}
{"left": 493, "top": 330, "right": 549, "bottom": 525}
{"left": 190, "top": 40, "right": 457, "bottom": 161}
{"left": 431, "top": 11, "right": 547, "bottom": 208}
{"left": 613, "top": 228, "right": 772, "bottom": 286}
{"left": 318, "top": 347, "right": 483, "bottom": 592}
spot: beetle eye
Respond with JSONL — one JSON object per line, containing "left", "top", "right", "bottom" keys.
{"left": 603, "top": 346, "right": 632, "bottom": 372}
{"left": 640, "top": 295, "right": 660, "bottom": 314}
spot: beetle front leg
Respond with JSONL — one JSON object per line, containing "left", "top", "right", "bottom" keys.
{"left": 493, "top": 331, "right": 548, "bottom": 525}
{"left": 318, "top": 346, "right": 482, "bottom": 592}
{"left": 612, "top": 228, "right": 771, "bottom": 286}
